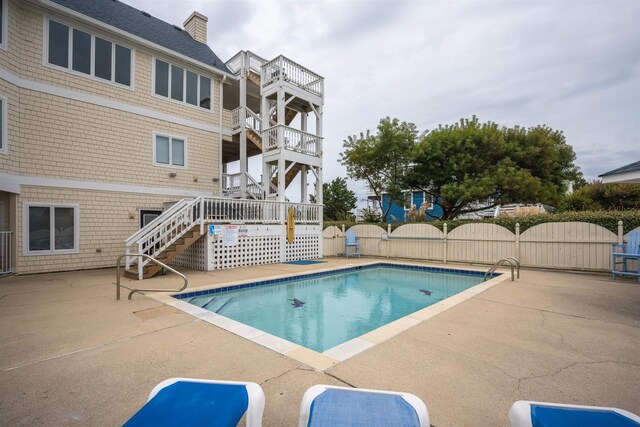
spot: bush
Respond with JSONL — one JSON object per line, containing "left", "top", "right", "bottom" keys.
{"left": 324, "top": 210, "right": 640, "bottom": 235}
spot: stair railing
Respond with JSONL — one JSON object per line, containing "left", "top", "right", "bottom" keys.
{"left": 124, "top": 199, "right": 192, "bottom": 271}
{"left": 116, "top": 253, "right": 188, "bottom": 300}
{"left": 126, "top": 197, "right": 202, "bottom": 279}
{"left": 484, "top": 257, "right": 520, "bottom": 282}
{"left": 245, "top": 173, "right": 265, "bottom": 199}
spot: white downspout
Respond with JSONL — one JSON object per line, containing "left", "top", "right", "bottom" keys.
{"left": 219, "top": 75, "right": 227, "bottom": 196}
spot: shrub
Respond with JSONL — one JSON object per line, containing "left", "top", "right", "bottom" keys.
{"left": 324, "top": 210, "right": 640, "bottom": 235}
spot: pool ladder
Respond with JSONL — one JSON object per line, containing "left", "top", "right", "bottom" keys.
{"left": 484, "top": 257, "right": 520, "bottom": 282}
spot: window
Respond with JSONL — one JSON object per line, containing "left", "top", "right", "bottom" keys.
{"left": 420, "top": 193, "right": 433, "bottom": 210}
{"left": 404, "top": 192, "right": 412, "bottom": 209}
{"left": 0, "top": 0, "right": 7, "bottom": 49}
{"left": 24, "top": 203, "right": 79, "bottom": 255}
{"left": 94, "top": 37, "right": 112, "bottom": 81}
{"left": 46, "top": 19, "right": 132, "bottom": 87}
{"left": 0, "top": 96, "right": 6, "bottom": 154}
{"left": 154, "top": 134, "right": 186, "bottom": 168}
{"left": 72, "top": 29, "right": 91, "bottom": 74}
{"left": 154, "top": 58, "right": 212, "bottom": 110}
{"left": 139, "top": 209, "right": 162, "bottom": 228}
{"left": 48, "top": 20, "right": 69, "bottom": 68}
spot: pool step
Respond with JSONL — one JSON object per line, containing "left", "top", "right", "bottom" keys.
{"left": 188, "top": 295, "right": 234, "bottom": 313}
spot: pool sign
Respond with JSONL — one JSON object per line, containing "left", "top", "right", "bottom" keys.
{"left": 224, "top": 225, "right": 239, "bottom": 246}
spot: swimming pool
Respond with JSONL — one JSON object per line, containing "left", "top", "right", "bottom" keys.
{"left": 175, "top": 263, "right": 493, "bottom": 352}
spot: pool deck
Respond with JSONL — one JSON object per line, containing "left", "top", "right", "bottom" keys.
{"left": 1, "top": 258, "right": 639, "bottom": 426}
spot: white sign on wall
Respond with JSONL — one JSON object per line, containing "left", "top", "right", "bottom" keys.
{"left": 224, "top": 225, "right": 239, "bottom": 246}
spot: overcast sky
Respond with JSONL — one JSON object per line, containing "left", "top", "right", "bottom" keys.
{"left": 127, "top": 0, "right": 639, "bottom": 203}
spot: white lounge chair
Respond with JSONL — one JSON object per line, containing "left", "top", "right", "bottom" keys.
{"left": 298, "top": 384, "right": 429, "bottom": 427}
{"left": 509, "top": 400, "right": 640, "bottom": 427}
{"left": 123, "top": 378, "right": 265, "bottom": 426}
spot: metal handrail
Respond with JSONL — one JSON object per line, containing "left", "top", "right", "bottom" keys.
{"left": 115, "top": 253, "right": 188, "bottom": 300}
{"left": 484, "top": 257, "right": 520, "bottom": 282}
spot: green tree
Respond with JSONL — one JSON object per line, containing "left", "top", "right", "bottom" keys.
{"left": 406, "top": 116, "right": 583, "bottom": 220}
{"left": 340, "top": 117, "right": 418, "bottom": 222}
{"left": 559, "top": 181, "right": 640, "bottom": 211}
{"left": 314, "top": 177, "right": 357, "bottom": 221}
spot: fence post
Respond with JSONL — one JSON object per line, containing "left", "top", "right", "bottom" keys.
{"left": 387, "top": 223, "right": 391, "bottom": 259}
{"left": 515, "top": 222, "right": 520, "bottom": 261}
{"left": 617, "top": 220, "right": 623, "bottom": 245}
{"left": 443, "top": 223, "right": 448, "bottom": 264}
{"left": 341, "top": 224, "right": 346, "bottom": 257}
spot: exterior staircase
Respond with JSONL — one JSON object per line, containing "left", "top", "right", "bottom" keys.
{"left": 124, "top": 198, "right": 203, "bottom": 280}
{"left": 124, "top": 226, "right": 203, "bottom": 279}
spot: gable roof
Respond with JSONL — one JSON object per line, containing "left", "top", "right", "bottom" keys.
{"left": 47, "top": 0, "right": 231, "bottom": 75}
{"left": 599, "top": 160, "right": 640, "bottom": 177}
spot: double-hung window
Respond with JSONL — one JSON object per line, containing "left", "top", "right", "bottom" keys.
{"left": 154, "top": 58, "right": 212, "bottom": 110}
{"left": 154, "top": 134, "right": 186, "bottom": 168}
{"left": 24, "top": 203, "right": 79, "bottom": 255}
{"left": 46, "top": 19, "right": 132, "bottom": 87}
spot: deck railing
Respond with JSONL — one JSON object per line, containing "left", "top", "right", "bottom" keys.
{"left": 222, "top": 173, "right": 264, "bottom": 200}
{"left": 226, "top": 51, "right": 267, "bottom": 76}
{"left": 231, "top": 107, "right": 263, "bottom": 135}
{"left": 124, "top": 197, "right": 321, "bottom": 279}
{"left": 261, "top": 55, "right": 324, "bottom": 98}
{"left": 0, "top": 231, "right": 13, "bottom": 274}
{"left": 262, "top": 125, "right": 321, "bottom": 157}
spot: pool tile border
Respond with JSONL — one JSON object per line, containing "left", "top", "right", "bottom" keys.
{"left": 172, "top": 263, "right": 498, "bottom": 300}
{"left": 149, "top": 261, "right": 509, "bottom": 371}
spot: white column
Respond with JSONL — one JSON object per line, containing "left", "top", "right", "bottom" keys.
{"left": 301, "top": 165, "right": 307, "bottom": 202}
{"left": 260, "top": 92, "right": 270, "bottom": 195}
{"left": 239, "top": 52, "right": 248, "bottom": 198}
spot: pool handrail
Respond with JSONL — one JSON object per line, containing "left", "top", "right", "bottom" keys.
{"left": 485, "top": 257, "right": 520, "bottom": 282}
{"left": 115, "top": 253, "right": 188, "bottom": 300}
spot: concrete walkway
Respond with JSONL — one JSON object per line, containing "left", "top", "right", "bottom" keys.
{"left": 0, "top": 259, "right": 638, "bottom": 426}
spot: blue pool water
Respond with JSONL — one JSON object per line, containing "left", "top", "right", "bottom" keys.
{"left": 178, "top": 264, "right": 487, "bottom": 352}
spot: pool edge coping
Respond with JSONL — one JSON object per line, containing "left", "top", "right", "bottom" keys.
{"left": 147, "top": 261, "right": 511, "bottom": 371}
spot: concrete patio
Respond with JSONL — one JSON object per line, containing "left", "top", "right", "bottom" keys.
{"left": 1, "top": 258, "right": 639, "bottom": 426}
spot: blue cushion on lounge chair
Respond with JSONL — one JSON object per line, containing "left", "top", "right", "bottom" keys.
{"left": 307, "top": 388, "right": 420, "bottom": 427}
{"left": 530, "top": 405, "right": 640, "bottom": 427}
{"left": 123, "top": 381, "right": 249, "bottom": 427}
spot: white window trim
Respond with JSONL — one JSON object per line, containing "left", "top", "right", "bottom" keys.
{"left": 153, "top": 132, "right": 188, "bottom": 169}
{"left": 0, "top": 0, "right": 8, "bottom": 51}
{"left": 23, "top": 202, "right": 80, "bottom": 256}
{"left": 152, "top": 56, "right": 214, "bottom": 112}
{"left": 42, "top": 17, "right": 136, "bottom": 91}
{"left": 0, "top": 95, "right": 7, "bottom": 155}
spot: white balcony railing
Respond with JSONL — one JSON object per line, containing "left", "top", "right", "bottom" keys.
{"left": 226, "top": 51, "right": 268, "bottom": 76}
{"left": 231, "top": 107, "right": 263, "bottom": 135}
{"left": 262, "top": 125, "right": 322, "bottom": 157}
{"left": 262, "top": 55, "right": 324, "bottom": 98}
{"left": 223, "top": 173, "right": 265, "bottom": 200}
{"left": 0, "top": 231, "right": 13, "bottom": 274}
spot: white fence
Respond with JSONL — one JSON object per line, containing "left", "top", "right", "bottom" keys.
{"left": 323, "top": 222, "right": 640, "bottom": 272}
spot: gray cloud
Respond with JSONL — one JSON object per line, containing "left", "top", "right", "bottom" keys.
{"left": 125, "top": 0, "right": 640, "bottom": 204}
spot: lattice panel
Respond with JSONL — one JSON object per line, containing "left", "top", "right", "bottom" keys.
{"left": 210, "top": 235, "right": 281, "bottom": 270}
{"left": 172, "top": 235, "right": 207, "bottom": 270}
{"left": 285, "top": 233, "right": 321, "bottom": 261}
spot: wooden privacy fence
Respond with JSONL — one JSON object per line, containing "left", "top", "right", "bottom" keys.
{"left": 323, "top": 221, "right": 640, "bottom": 272}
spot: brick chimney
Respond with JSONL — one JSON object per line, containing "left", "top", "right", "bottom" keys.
{"left": 183, "top": 11, "right": 208, "bottom": 44}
